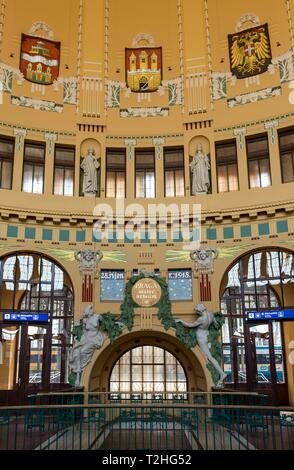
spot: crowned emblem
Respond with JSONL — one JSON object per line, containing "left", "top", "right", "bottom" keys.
{"left": 20, "top": 34, "right": 61, "bottom": 85}
{"left": 125, "top": 47, "right": 162, "bottom": 93}
{"left": 228, "top": 23, "right": 272, "bottom": 79}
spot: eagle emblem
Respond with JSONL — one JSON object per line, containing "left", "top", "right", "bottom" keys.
{"left": 228, "top": 24, "right": 272, "bottom": 79}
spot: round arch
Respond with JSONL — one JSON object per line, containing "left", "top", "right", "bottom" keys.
{"left": 0, "top": 247, "right": 80, "bottom": 301}
{"left": 217, "top": 245, "right": 294, "bottom": 405}
{"left": 81, "top": 326, "right": 213, "bottom": 393}
{"left": 0, "top": 250, "right": 77, "bottom": 394}
{"left": 212, "top": 244, "right": 294, "bottom": 304}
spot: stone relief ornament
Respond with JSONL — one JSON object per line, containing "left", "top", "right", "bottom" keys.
{"left": 0, "top": 66, "right": 13, "bottom": 93}
{"left": 175, "top": 304, "right": 227, "bottom": 388}
{"left": 81, "top": 147, "right": 100, "bottom": 197}
{"left": 106, "top": 80, "right": 125, "bottom": 108}
{"left": 69, "top": 306, "right": 105, "bottom": 387}
{"left": 272, "top": 51, "right": 294, "bottom": 83}
{"left": 235, "top": 13, "right": 261, "bottom": 33}
{"left": 164, "top": 77, "right": 183, "bottom": 106}
{"left": 190, "top": 249, "right": 218, "bottom": 274}
{"left": 190, "top": 144, "right": 211, "bottom": 195}
{"left": 29, "top": 21, "right": 54, "bottom": 39}
{"left": 227, "top": 86, "right": 281, "bottom": 108}
{"left": 11, "top": 95, "right": 63, "bottom": 112}
{"left": 212, "top": 72, "right": 235, "bottom": 100}
{"left": 120, "top": 107, "right": 169, "bottom": 118}
{"left": 75, "top": 249, "right": 103, "bottom": 276}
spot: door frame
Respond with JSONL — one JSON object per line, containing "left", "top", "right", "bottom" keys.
{"left": 244, "top": 320, "right": 289, "bottom": 404}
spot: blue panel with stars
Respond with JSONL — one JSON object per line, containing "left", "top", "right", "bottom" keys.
{"left": 168, "top": 269, "right": 193, "bottom": 301}
{"left": 100, "top": 270, "right": 125, "bottom": 301}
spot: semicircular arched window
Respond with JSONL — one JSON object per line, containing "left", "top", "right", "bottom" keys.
{"left": 220, "top": 248, "right": 292, "bottom": 401}
{"left": 109, "top": 346, "right": 187, "bottom": 400}
{"left": 0, "top": 253, "right": 74, "bottom": 392}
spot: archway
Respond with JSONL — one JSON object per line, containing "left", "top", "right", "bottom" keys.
{"left": 0, "top": 251, "right": 74, "bottom": 404}
{"left": 83, "top": 328, "right": 212, "bottom": 395}
{"left": 219, "top": 247, "right": 294, "bottom": 405}
{"left": 109, "top": 345, "right": 188, "bottom": 400}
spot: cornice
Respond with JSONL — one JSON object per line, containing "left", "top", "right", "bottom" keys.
{"left": 0, "top": 199, "right": 293, "bottom": 226}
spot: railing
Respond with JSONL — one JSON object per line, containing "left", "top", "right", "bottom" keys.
{"left": 0, "top": 403, "right": 293, "bottom": 450}
{"left": 27, "top": 391, "right": 270, "bottom": 407}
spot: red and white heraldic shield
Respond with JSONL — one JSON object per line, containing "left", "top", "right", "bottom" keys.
{"left": 20, "top": 34, "right": 61, "bottom": 85}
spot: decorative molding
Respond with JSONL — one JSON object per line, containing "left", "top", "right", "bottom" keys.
{"left": 233, "top": 127, "right": 247, "bottom": 151}
{"left": 285, "top": 0, "right": 294, "bottom": 51}
{"left": 106, "top": 79, "right": 125, "bottom": 108}
{"left": 264, "top": 119, "right": 279, "bottom": 145}
{"left": 162, "top": 77, "right": 183, "bottom": 106}
{"left": 44, "top": 132, "right": 58, "bottom": 155}
{"left": 120, "top": 107, "right": 169, "bottom": 118}
{"left": 81, "top": 77, "right": 103, "bottom": 116}
{"left": 227, "top": 86, "right": 282, "bottom": 108}
{"left": 124, "top": 139, "right": 137, "bottom": 161}
{"left": 76, "top": 0, "right": 84, "bottom": 113}
{"left": 215, "top": 112, "right": 294, "bottom": 134}
{"left": 235, "top": 13, "right": 260, "bottom": 32}
{"left": 186, "top": 72, "right": 208, "bottom": 113}
{"left": 104, "top": 0, "right": 110, "bottom": 116}
{"left": 153, "top": 137, "right": 165, "bottom": 160}
{"left": 0, "top": 0, "right": 7, "bottom": 54}
{"left": 212, "top": 72, "right": 234, "bottom": 100}
{"left": 29, "top": 22, "right": 54, "bottom": 39}
{"left": 203, "top": 0, "right": 214, "bottom": 110}
{"left": 272, "top": 51, "right": 294, "bottom": 83}
{"left": 107, "top": 133, "right": 183, "bottom": 142}
{"left": 190, "top": 248, "right": 218, "bottom": 274}
{"left": 75, "top": 249, "right": 103, "bottom": 277}
{"left": 63, "top": 78, "right": 78, "bottom": 105}
{"left": 11, "top": 95, "right": 63, "bottom": 113}
{"left": 0, "top": 62, "right": 25, "bottom": 88}
{"left": 0, "top": 120, "right": 75, "bottom": 137}
{"left": 13, "top": 128, "right": 27, "bottom": 151}
{"left": 53, "top": 77, "right": 78, "bottom": 105}
{"left": 132, "top": 33, "right": 155, "bottom": 48}
{"left": 177, "top": 0, "right": 185, "bottom": 113}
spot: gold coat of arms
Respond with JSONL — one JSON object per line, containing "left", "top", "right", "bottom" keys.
{"left": 125, "top": 47, "right": 162, "bottom": 92}
{"left": 228, "top": 24, "right": 272, "bottom": 79}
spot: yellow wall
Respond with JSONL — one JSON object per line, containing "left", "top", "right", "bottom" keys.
{"left": 0, "top": 0, "right": 294, "bottom": 402}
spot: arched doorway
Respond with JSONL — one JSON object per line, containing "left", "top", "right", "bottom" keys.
{"left": 220, "top": 248, "right": 292, "bottom": 405}
{"left": 0, "top": 252, "right": 74, "bottom": 403}
{"left": 85, "top": 329, "right": 211, "bottom": 395}
{"left": 109, "top": 346, "right": 188, "bottom": 400}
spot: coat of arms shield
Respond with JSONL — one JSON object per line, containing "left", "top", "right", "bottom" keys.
{"left": 125, "top": 47, "right": 162, "bottom": 93}
{"left": 20, "top": 34, "right": 61, "bottom": 85}
{"left": 228, "top": 23, "right": 272, "bottom": 79}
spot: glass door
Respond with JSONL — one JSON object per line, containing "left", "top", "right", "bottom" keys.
{"left": 17, "top": 324, "right": 50, "bottom": 396}
{"left": 247, "top": 322, "right": 288, "bottom": 404}
{"left": 248, "top": 323, "right": 272, "bottom": 386}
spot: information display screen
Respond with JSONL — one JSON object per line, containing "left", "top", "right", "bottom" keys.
{"left": 246, "top": 310, "right": 294, "bottom": 321}
{"left": 3, "top": 312, "right": 49, "bottom": 323}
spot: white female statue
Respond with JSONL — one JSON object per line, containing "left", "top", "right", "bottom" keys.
{"left": 190, "top": 144, "right": 211, "bottom": 195}
{"left": 81, "top": 147, "right": 100, "bottom": 197}
{"left": 175, "top": 304, "right": 226, "bottom": 388}
{"left": 69, "top": 306, "right": 104, "bottom": 387}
